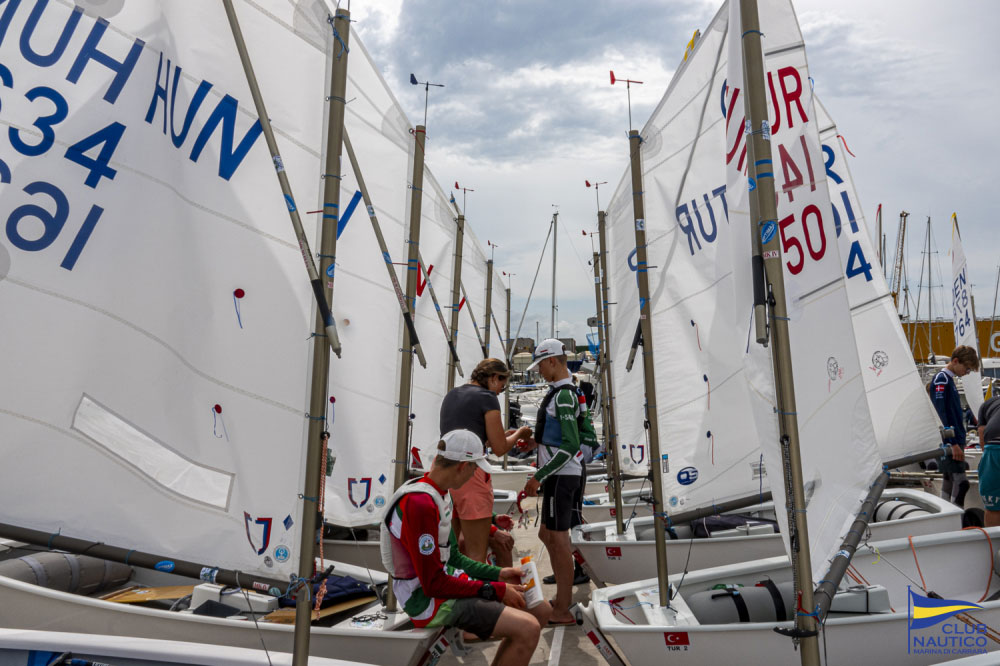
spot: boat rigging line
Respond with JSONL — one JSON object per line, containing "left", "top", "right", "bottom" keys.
{"left": 510, "top": 219, "right": 555, "bottom": 361}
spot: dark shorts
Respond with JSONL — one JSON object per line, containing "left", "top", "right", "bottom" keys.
{"left": 939, "top": 454, "right": 967, "bottom": 476}
{"left": 542, "top": 473, "right": 582, "bottom": 531}
{"left": 429, "top": 597, "right": 504, "bottom": 640}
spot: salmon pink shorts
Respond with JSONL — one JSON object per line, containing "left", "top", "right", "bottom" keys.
{"left": 450, "top": 467, "right": 494, "bottom": 520}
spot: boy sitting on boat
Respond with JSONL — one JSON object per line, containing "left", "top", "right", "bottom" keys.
{"left": 380, "top": 429, "right": 551, "bottom": 665}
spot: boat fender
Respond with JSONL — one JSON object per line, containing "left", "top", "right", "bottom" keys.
{"left": 0, "top": 552, "right": 131, "bottom": 594}
{"left": 688, "top": 580, "right": 794, "bottom": 624}
{"left": 874, "top": 499, "right": 930, "bottom": 523}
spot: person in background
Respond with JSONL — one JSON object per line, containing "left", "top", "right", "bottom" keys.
{"left": 932, "top": 345, "right": 980, "bottom": 507}
{"left": 440, "top": 358, "right": 533, "bottom": 562}
{"left": 380, "top": 430, "right": 550, "bottom": 665}
{"left": 978, "top": 393, "right": 1000, "bottom": 527}
{"left": 519, "top": 339, "right": 596, "bottom": 626}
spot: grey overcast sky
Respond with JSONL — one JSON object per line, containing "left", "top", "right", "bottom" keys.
{"left": 348, "top": 0, "right": 999, "bottom": 347}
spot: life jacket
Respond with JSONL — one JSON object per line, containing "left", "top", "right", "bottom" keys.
{"left": 379, "top": 478, "right": 452, "bottom": 576}
{"left": 534, "top": 384, "right": 600, "bottom": 464}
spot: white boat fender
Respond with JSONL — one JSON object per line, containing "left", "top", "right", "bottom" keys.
{"left": 687, "top": 580, "right": 794, "bottom": 624}
{"left": 0, "top": 552, "right": 131, "bottom": 594}
{"left": 874, "top": 499, "right": 930, "bottom": 522}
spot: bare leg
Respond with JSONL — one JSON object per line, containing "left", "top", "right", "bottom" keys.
{"left": 540, "top": 525, "right": 574, "bottom": 622}
{"left": 986, "top": 510, "right": 1000, "bottom": 528}
{"left": 491, "top": 606, "right": 541, "bottom": 666}
{"left": 460, "top": 517, "right": 492, "bottom": 562}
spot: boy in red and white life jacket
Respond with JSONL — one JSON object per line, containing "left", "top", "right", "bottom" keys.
{"left": 380, "top": 430, "right": 551, "bottom": 665}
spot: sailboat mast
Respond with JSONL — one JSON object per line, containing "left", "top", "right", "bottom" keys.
{"left": 551, "top": 211, "right": 558, "bottom": 338}
{"left": 926, "top": 216, "right": 933, "bottom": 359}
{"left": 220, "top": 0, "right": 341, "bottom": 358}
{"left": 293, "top": 6, "right": 353, "bottom": 660}
{"left": 447, "top": 216, "right": 466, "bottom": 390}
{"left": 593, "top": 245, "right": 624, "bottom": 532}
{"left": 504, "top": 286, "right": 512, "bottom": 470}
{"left": 739, "top": 1, "right": 820, "bottom": 660}
{"left": 627, "top": 129, "right": 670, "bottom": 605}
{"left": 598, "top": 211, "right": 625, "bottom": 534}
{"left": 990, "top": 265, "right": 1000, "bottom": 359}
{"left": 485, "top": 260, "right": 494, "bottom": 356}
{"left": 387, "top": 123, "right": 428, "bottom": 612}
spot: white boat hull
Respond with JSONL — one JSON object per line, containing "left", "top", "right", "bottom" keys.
{"left": 591, "top": 527, "right": 1000, "bottom": 665}
{"left": 580, "top": 488, "right": 655, "bottom": 524}
{"left": 0, "top": 628, "right": 356, "bottom": 666}
{"left": 488, "top": 466, "right": 536, "bottom": 493}
{"left": 574, "top": 489, "right": 963, "bottom": 585}
{"left": 0, "top": 573, "right": 435, "bottom": 665}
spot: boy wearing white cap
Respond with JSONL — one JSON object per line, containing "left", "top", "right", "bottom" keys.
{"left": 520, "top": 339, "right": 597, "bottom": 626}
{"left": 380, "top": 430, "right": 550, "bottom": 664}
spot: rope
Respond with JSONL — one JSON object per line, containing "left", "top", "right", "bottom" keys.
{"left": 961, "top": 526, "right": 994, "bottom": 602}
{"left": 314, "top": 433, "right": 330, "bottom": 618}
{"left": 235, "top": 571, "right": 273, "bottom": 666}
{"left": 908, "top": 535, "right": 928, "bottom": 592}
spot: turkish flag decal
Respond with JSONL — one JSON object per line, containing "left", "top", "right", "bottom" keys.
{"left": 664, "top": 632, "right": 690, "bottom": 646}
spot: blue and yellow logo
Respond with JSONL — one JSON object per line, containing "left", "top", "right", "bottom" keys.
{"left": 908, "top": 588, "right": 988, "bottom": 656}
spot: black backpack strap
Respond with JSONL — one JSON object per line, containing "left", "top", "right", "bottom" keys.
{"left": 758, "top": 579, "right": 786, "bottom": 622}
{"left": 711, "top": 588, "right": 749, "bottom": 623}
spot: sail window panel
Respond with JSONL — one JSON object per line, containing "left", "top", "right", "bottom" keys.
{"left": 72, "top": 395, "right": 233, "bottom": 510}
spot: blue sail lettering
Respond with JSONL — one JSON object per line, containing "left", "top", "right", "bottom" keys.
{"left": 66, "top": 15, "right": 144, "bottom": 104}
{"left": 676, "top": 185, "right": 727, "bottom": 256}
{"left": 188, "top": 94, "right": 263, "bottom": 181}
{"left": 145, "top": 53, "right": 214, "bottom": 148}
{"left": 20, "top": 0, "right": 83, "bottom": 67}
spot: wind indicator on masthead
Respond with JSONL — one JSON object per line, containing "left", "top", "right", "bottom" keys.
{"left": 409, "top": 72, "right": 444, "bottom": 127}
{"left": 609, "top": 70, "right": 643, "bottom": 131}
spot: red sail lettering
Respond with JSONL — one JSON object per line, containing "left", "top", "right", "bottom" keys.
{"left": 777, "top": 143, "right": 803, "bottom": 203}
{"left": 777, "top": 66, "right": 807, "bottom": 128}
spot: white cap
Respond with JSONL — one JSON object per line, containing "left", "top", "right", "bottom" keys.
{"left": 526, "top": 338, "right": 566, "bottom": 371}
{"left": 438, "top": 430, "right": 492, "bottom": 473}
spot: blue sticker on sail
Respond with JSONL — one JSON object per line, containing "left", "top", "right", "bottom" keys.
{"left": 155, "top": 560, "right": 175, "bottom": 573}
{"left": 273, "top": 545, "right": 290, "bottom": 563}
{"left": 760, "top": 220, "right": 776, "bottom": 245}
{"left": 677, "top": 467, "right": 699, "bottom": 486}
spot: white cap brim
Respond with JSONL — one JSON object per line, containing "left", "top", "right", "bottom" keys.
{"left": 526, "top": 354, "right": 551, "bottom": 371}
{"left": 474, "top": 458, "right": 493, "bottom": 473}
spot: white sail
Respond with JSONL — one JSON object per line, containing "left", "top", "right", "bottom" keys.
{"left": 951, "top": 214, "right": 984, "bottom": 415}
{"left": 726, "top": 0, "right": 880, "bottom": 581}
{"left": 0, "top": 0, "right": 358, "bottom": 579}
{"left": 816, "top": 99, "right": 943, "bottom": 461}
{"left": 603, "top": 5, "right": 765, "bottom": 507}
{"left": 317, "top": 22, "right": 411, "bottom": 526}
